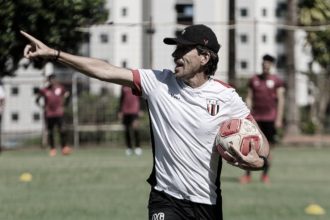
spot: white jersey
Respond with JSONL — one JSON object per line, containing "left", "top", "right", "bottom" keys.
{"left": 132, "top": 69, "right": 250, "bottom": 205}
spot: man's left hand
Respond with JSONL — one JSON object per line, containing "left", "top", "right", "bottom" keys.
{"left": 225, "top": 141, "right": 265, "bottom": 171}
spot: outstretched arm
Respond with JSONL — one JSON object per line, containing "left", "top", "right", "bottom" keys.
{"left": 245, "top": 88, "right": 253, "bottom": 109}
{"left": 21, "top": 31, "right": 134, "bottom": 88}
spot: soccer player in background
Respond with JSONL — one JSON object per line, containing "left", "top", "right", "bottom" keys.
{"left": 118, "top": 85, "right": 143, "bottom": 156}
{"left": 240, "top": 54, "right": 285, "bottom": 184}
{"left": 36, "top": 74, "right": 72, "bottom": 157}
{"left": 21, "top": 25, "right": 269, "bottom": 220}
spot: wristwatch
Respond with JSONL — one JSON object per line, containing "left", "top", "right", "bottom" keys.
{"left": 259, "top": 156, "right": 268, "bottom": 169}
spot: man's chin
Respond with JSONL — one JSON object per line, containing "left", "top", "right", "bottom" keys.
{"left": 173, "top": 70, "right": 182, "bottom": 78}
{"left": 174, "top": 66, "right": 184, "bottom": 74}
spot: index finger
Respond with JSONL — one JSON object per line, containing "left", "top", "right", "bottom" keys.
{"left": 20, "top": 31, "right": 39, "bottom": 43}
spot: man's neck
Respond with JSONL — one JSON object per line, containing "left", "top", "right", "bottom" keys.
{"left": 183, "top": 72, "right": 209, "bottom": 88}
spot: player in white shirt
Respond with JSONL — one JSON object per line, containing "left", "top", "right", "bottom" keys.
{"left": 21, "top": 24, "right": 269, "bottom": 220}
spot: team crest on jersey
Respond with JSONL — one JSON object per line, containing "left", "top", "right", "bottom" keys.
{"left": 207, "top": 99, "right": 220, "bottom": 116}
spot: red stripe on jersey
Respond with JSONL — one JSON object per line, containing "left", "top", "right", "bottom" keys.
{"left": 245, "top": 114, "right": 255, "bottom": 122}
{"left": 213, "top": 79, "right": 232, "bottom": 88}
{"left": 132, "top": 69, "right": 142, "bottom": 96}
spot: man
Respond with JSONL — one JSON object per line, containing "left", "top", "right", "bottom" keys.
{"left": 21, "top": 24, "right": 269, "bottom": 220}
{"left": 240, "top": 54, "right": 285, "bottom": 184}
{"left": 118, "top": 85, "right": 143, "bottom": 156}
{"left": 36, "top": 74, "right": 72, "bottom": 157}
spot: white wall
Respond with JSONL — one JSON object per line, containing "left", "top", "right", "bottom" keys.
{"left": 3, "top": 60, "right": 44, "bottom": 134}
{"left": 89, "top": 0, "right": 143, "bottom": 96}
{"left": 195, "top": 0, "right": 229, "bottom": 81}
{"left": 152, "top": 0, "right": 177, "bottom": 71}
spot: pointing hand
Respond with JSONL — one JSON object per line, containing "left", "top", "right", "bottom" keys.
{"left": 21, "top": 31, "right": 56, "bottom": 60}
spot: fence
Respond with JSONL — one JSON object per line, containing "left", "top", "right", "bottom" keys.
{"left": 1, "top": 78, "right": 151, "bottom": 149}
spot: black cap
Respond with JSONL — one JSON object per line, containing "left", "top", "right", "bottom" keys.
{"left": 163, "top": 24, "right": 221, "bottom": 53}
{"left": 263, "top": 54, "right": 276, "bottom": 62}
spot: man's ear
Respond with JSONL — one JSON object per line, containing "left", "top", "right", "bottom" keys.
{"left": 200, "top": 53, "right": 210, "bottom": 66}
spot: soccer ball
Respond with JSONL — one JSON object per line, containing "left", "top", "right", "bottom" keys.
{"left": 215, "top": 118, "right": 263, "bottom": 162}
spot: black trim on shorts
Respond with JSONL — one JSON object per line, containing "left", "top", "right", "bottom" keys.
{"left": 148, "top": 189, "right": 223, "bottom": 220}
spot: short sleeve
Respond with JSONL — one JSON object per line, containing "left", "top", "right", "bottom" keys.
{"left": 132, "top": 69, "right": 171, "bottom": 99}
{"left": 275, "top": 76, "right": 285, "bottom": 89}
{"left": 229, "top": 90, "right": 250, "bottom": 119}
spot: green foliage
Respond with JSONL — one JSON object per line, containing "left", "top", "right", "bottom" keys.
{"left": 63, "top": 91, "right": 151, "bottom": 145}
{"left": 299, "top": 0, "right": 330, "bottom": 69}
{"left": 300, "top": 106, "right": 317, "bottom": 134}
{"left": 298, "top": 0, "right": 330, "bottom": 133}
{"left": 234, "top": 77, "right": 249, "bottom": 99}
{"left": 78, "top": 91, "right": 119, "bottom": 124}
{"left": 0, "top": 0, "right": 108, "bottom": 77}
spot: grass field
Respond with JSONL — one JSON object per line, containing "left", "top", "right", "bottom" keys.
{"left": 1, "top": 145, "right": 329, "bottom": 220}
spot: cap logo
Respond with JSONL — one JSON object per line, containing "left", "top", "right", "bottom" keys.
{"left": 203, "top": 39, "right": 209, "bottom": 45}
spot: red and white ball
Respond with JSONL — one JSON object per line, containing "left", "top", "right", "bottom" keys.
{"left": 215, "top": 118, "right": 263, "bottom": 162}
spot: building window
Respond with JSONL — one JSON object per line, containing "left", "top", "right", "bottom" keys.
{"left": 277, "top": 54, "right": 286, "bottom": 69}
{"left": 175, "top": 4, "right": 193, "bottom": 25}
{"left": 240, "top": 61, "right": 248, "bottom": 69}
{"left": 121, "top": 34, "right": 127, "bottom": 43}
{"left": 276, "top": 30, "right": 286, "bottom": 43}
{"left": 240, "top": 34, "right": 248, "bottom": 43}
{"left": 121, "top": 60, "right": 127, "bottom": 68}
{"left": 11, "top": 112, "right": 19, "bottom": 122}
{"left": 276, "top": 2, "right": 287, "bottom": 18}
{"left": 121, "top": 7, "right": 128, "bottom": 17}
{"left": 240, "top": 8, "right": 248, "bottom": 17}
{"left": 100, "top": 34, "right": 109, "bottom": 43}
{"left": 33, "top": 113, "right": 40, "bottom": 122}
{"left": 262, "top": 34, "right": 267, "bottom": 43}
{"left": 262, "top": 8, "right": 267, "bottom": 17}
{"left": 33, "top": 87, "right": 39, "bottom": 95}
{"left": 11, "top": 86, "right": 19, "bottom": 96}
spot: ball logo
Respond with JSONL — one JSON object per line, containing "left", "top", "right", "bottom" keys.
{"left": 266, "top": 79, "right": 275, "bottom": 89}
{"left": 55, "top": 87, "right": 62, "bottom": 96}
{"left": 152, "top": 212, "right": 165, "bottom": 220}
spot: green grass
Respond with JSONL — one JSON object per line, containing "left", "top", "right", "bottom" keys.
{"left": 0, "top": 146, "right": 329, "bottom": 220}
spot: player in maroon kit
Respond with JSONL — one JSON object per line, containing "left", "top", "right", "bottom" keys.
{"left": 240, "top": 54, "right": 285, "bottom": 184}
{"left": 118, "top": 85, "right": 143, "bottom": 156}
{"left": 36, "top": 74, "right": 72, "bottom": 156}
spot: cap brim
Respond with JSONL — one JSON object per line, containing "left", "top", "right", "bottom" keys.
{"left": 163, "top": 37, "right": 195, "bottom": 46}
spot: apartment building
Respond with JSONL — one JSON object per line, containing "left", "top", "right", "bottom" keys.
{"left": 3, "top": 0, "right": 312, "bottom": 144}
{"left": 235, "top": 0, "right": 310, "bottom": 105}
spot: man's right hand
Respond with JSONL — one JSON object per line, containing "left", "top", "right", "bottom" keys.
{"left": 21, "top": 31, "right": 56, "bottom": 60}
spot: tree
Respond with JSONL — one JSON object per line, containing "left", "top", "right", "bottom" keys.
{"left": 228, "top": 0, "right": 236, "bottom": 87}
{"left": 285, "top": 0, "right": 300, "bottom": 135}
{"left": 299, "top": 0, "right": 330, "bottom": 133}
{"left": 0, "top": 0, "right": 108, "bottom": 77}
